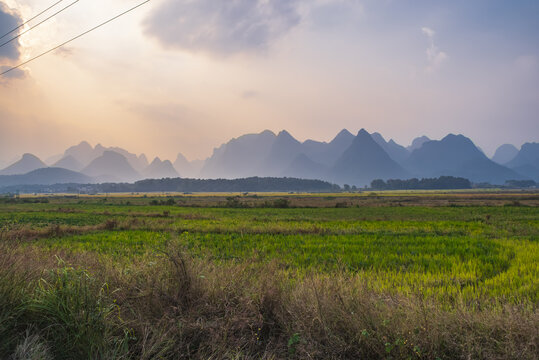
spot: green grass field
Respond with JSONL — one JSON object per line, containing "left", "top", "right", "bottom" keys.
{"left": 0, "top": 193, "right": 537, "bottom": 359}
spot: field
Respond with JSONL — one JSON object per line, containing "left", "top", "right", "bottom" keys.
{"left": 0, "top": 192, "right": 538, "bottom": 359}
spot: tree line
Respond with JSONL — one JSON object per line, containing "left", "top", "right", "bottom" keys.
{"left": 370, "top": 176, "right": 472, "bottom": 190}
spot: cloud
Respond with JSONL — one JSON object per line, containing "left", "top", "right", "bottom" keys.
{"left": 0, "top": 65, "right": 25, "bottom": 80}
{"left": 0, "top": 2, "right": 23, "bottom": 62}
{"left": 421, "top": 27, "right": 435, "bottom": 38}
{"left": 422, "top": 27, "right": 447, "bottom": 73}
{"left": 143, "top": 0, "right": 302, "bottom": 56}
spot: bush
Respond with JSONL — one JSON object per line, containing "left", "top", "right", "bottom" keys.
{"left": 273, "top": 199, "right": 290, "bottom": 208}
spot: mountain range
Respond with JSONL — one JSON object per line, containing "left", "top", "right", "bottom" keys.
{"left": 1, "top": 130, "right": 537, "bottom": 188}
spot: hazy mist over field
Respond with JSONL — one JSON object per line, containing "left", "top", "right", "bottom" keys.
{"left": 0, "top": 0, "right": 538, "bottom": 164}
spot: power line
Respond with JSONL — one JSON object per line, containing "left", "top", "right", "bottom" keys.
{"left": 0, "top": 0, "right": 80, "bottom": 50}
{"left": 1, "top": 0, "right": 151, "bottom": 77}
{"left": 0, "top": 0, "right": 65, "bottom": 41}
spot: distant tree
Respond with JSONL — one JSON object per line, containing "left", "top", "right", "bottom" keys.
{"left": 343, "top": 184, "right": 351, "bottom": 192}
{"left": 371, "top": 179, "right": 387, "bottom": 190}
{"left": 371, "top": 176, "right": 471, "bottom": 190}
{"left": 505, "top": 180, "right": 536, "bottom": 188}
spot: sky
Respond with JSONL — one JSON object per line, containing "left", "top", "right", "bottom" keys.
{"left": 0, "top": 0, "right": 538, "bottom": 166}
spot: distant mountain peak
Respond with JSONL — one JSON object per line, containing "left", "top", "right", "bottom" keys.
{"left": 329, "top": 129, "right": 354, "bottom": 145}
{"left": 357, "top": 128, "right": 370, "bottom": 136}
{"left": 53, "top": 155, "right": 83, "bottom": 172}
{"left": 492, "top": 144, "right": 519, "bottom": 165}
{"left": 78, "top": 140, "right": 92, "bottom": 147}
{"left": 143, "top": 157, "right": 178, "bottom": 179}
{"left": 335, "top": 129, "right": 353, "bottom": 137}
{"left": 439, "top": 134, "right": 480, "bottom": 151}
{"left": 331, "top": 129, "right": 407, "bottom": 186}
{"left": 95, "top": 144, "right": 106, "bottom": 152}
{"left": 407, "top": 136, "right": 431, "bottom": 151}
{"left": 260, "top": 129, "right": 276, "bottom": 136}
{"left": 82, "top": 151, "right": 140, "bottom": 182}
{"left": 0, "top": 153, "right": 47, "bottom": 176}
{"left": 277, "top": 129, "right": 294, "bottom": 138}
{"left": 21, "top": 153, "right": 41, "bottom": 160}
{"left": 407, "top": 134, "right": 521, "bottom": 184}
{"left": 505, "top": 142, "right": 539, "bottom": 181}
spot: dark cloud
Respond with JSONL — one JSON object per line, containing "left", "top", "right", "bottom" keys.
{"left": 143, "top": 0, "right": 301, "bottom": 56}
{"left": 0, "top": 66, "right": 25, "bottom": 80}
{"left": 0, "top": 2, "right": 23, "bottom": 61}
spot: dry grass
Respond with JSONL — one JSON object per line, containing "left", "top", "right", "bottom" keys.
{"left": 0, "top": 240, "right": 536, "bottom": 359}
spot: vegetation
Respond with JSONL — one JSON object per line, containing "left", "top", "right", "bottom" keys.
{"left": 504, "top": 179, "right": 537, "bottom": 188}
{"left": 371, "top": 176, "right": 472, "bottom": 190}
{"left": 0, "top": 177, "right": 340, "bottom": 195}
{"left": 0, "top": 192, "right": 537, "bottom": 359}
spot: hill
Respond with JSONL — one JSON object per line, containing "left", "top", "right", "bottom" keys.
{"left": 281, "top": 153, "right": 327, "bottom": 179}
{"left": 331, "top": 129, "right": 408, "bottom": 186}
{"left": 407, "top": 136, "right": 430, "bottom": 152}
{"left": 406, "top": 134, "right": 522, "bottom": 184}
{"left": 303, "top": 129, "right": 356, "bottom": 166}
{"left": 64, "top": 141, "right": 148, "bottom": 172}
{"left": 492, "top": 144, "right": 519, "bottom": 164}
{"left": 259, "top": 130, "right": 303, "bottom": 176}
{"left": 506, "top": 142, "right": 539, "bottom": 181}
{"left": 82, "top": 151, "right": 141, "bottom": 182}
{"left": 0, "top": 167, "right": 93, "bottom": 187}
{"left": 371, "top": 132, "right": 409, "bottom": 164}
{"left": 0, "top": 154, "right": 47, "bottom": 175}
{"left": 53, "top": 155, "right": 84, "bottom": 172}
{"left": 200, "top": 130, "right": 277, "bottom": 179}
{"left": 143, "top": 158, "right": 179, "bottom": 179}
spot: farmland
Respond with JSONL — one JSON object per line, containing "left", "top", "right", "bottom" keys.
{"left": 0, "top": 192, "right": 538, "bottom": 359}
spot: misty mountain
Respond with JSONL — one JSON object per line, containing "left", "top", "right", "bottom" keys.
{"left": 82, "top": 151, "right": 141, "bottom": 183}
{"left": 143, "top": 158, "right": 179, "bottom": 179}
{"left": 3, "top": 130, "right": 536, "bottom": 189}
{"left": 107, "top": 146, "right": 149, "bottom": 173}
{"left": 139, "top": 154, "right": 149, "bottom": 167}
{"left": 371, "top": 132, "right": 410, "bottom": 164}
{"left": 0, "top": 168, "right": 93, "bottom": 187}
{"left": 303, "top": 129, "right": 356, "bottom": 166}
{"left": 173, "top": 153, "right": 204, "bottom": 178}
{"left": 505, "top": 143, "right": 539, "bottom": 181}
{"left": 64, "top": 141, "right": 148, "bottom": 172}
{"left": 53, "top": 155, "right": 84, "bottom": 172}
{"left": 281, "top": 153, "right": 327, "bottom": 179}
{"left": 407, "top": 136, "right": 430, "bottom": 152}
{"left": 406, "top": 134, "right": 522, "bottom": 184}
{"left": 492, "top": 144, "right": 519, "bottom": 164}
{"left": 64, "top": 141, "right": 97, "bottom": 166}
{"left": 45, "top": 153, "right": 63, "bottom": 166}
{"left": 0, "top": 154, "right": 47, "bottom": 175}
{"left": 331, "top": 129, "right": 408, "bottom": 186}
{"left": 200, "top": 130, "right": 277, "bottom": 179}
{"left": 259, "top": 130, "right": 303, "bottom": 176}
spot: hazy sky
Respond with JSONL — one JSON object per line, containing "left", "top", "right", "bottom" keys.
{"left": 0, "top": 0, "right": 538, "bottom": 165}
